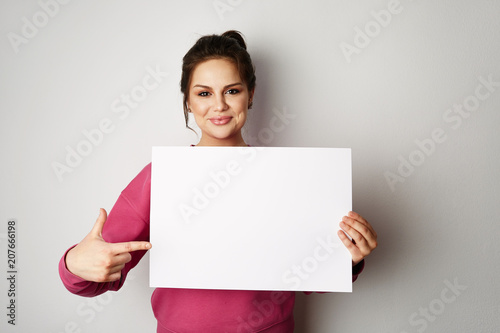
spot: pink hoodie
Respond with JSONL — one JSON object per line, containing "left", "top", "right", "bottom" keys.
{"left": 59, "top": 163, "right": 363, "bottom": 332}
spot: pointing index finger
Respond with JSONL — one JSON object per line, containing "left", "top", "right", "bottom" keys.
{"left": 111, "top": 241, "right": 152, "bottom": 255}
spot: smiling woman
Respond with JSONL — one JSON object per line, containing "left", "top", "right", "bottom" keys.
{"left": 58, "top": 30, "right": 377, "bottom": 333}
{"left": 180, "top": 30, "right": 256, "bottom": 137}
{"left": 188, "top": 58, "right": 253, "bottom": 146}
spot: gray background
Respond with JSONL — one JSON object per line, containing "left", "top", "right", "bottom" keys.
{"left": 1, "top": 0, "right": 499, "bottom": 332}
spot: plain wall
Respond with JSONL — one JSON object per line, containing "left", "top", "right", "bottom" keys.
{"left": 1, "top": 0, "right": 499, "bottom": 332}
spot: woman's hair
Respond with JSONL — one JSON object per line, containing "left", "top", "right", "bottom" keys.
{"left": 180, "top": 30, "right": 256, "bottom": 131}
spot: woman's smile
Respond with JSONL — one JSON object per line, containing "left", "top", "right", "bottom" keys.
{"left": 209, "top": 116, "right": 232, "bottom": 125}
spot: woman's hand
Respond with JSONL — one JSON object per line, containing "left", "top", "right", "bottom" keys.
{"left": 337, "top": 211, "right": 377, "bottom": 266}
{"left": 65, "top": 208, "right": 152, "bottom": 283}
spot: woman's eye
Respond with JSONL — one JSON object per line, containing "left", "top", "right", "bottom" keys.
{"left": 226, "top": 89, "right": 240, "bottom": 95}
{"left": 198, "top": 91, "right": 210, "bottom": 97}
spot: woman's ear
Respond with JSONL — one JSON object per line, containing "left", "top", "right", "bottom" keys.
{"left": 248, "top": 88, "right": 255, "bottom": 109}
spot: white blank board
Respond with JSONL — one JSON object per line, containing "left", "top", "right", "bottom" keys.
{"left": 150, "top": 146, "right": 352, "bottom": 292}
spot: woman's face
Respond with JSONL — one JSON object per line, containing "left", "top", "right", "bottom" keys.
{"left": 187, "top": 58, "right": 253, "bottom": 146}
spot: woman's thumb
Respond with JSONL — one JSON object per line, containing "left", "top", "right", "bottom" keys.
{"left": 91, "top": 208, "right": 108, "bottom": 236}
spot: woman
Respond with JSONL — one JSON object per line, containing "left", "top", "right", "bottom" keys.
{"left": 59, "top": 30, "right": 378, "bottom": 332}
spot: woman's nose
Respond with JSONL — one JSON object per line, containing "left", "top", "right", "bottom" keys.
{"left": 214, "top": 94, "right": 229, "bottom": 111}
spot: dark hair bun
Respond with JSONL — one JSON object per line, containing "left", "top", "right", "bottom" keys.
{"left": 221, "top": 30, "right": 247, "bottom": 50}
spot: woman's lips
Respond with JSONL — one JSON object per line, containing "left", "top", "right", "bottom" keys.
{"left": 209, "top": 116, "right": 232, "bottom": 125}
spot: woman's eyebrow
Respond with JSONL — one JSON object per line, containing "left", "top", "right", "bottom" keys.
{"left": 192, "top": 82, "right": 243, "bottom": 90}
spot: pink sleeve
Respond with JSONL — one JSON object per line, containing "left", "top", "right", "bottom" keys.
{"left": 351, "top": 259, "right": 365, "bottom": 283}
{"left": 58, "top": 163, "right": 151, "bottom": 297}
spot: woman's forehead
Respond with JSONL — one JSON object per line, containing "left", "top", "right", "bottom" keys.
{"left": 190, "top": 59, "right": 242, "bottom": 87}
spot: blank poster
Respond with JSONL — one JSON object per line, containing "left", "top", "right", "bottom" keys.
{"left": 150, "top": 146, "right": 352, "bottom": 292}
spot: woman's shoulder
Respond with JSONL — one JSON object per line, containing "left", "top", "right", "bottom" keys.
{"left": 128, "top": 162, "right": 152, "bottom": 187}
{"left": 120, "top": 162, "right": 152, "bottom": 204}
